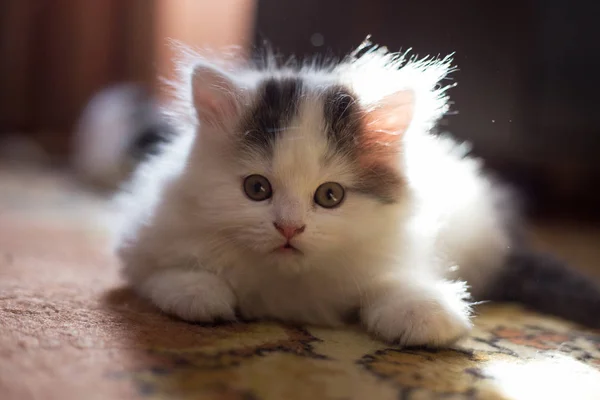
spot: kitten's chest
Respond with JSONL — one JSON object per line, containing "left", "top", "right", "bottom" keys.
{"left": 225, "top": 270, "right": 360, "bottom": 327}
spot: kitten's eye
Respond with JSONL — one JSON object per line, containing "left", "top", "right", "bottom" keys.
{"left": 314, "top": 182, "right": 345, "bottom": 209}
{"left": 243, "top": 174, "right": 273, "bottom": 201}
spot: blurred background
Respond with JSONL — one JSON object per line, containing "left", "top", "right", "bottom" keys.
{"left": 1, "top": 0, "right": 600, "bottom": 222}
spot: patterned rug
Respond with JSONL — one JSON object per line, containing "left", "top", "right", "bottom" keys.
{"left": 1, "top": 166, "right": 599, "bottom": 400}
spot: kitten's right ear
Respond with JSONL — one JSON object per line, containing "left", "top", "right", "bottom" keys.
{"left": 191, "top": 62, "right": 245, "bottom": 128}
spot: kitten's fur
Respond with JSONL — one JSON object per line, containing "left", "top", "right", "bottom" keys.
{"left": 113, "top": 42, "right": 600, "bottom": 347}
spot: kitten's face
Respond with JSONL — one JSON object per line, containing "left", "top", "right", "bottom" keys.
{"left": 191, "top": 75, "right": 410, "bottom": 270}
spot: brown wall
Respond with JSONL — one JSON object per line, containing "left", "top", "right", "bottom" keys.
{"left": 155, "top": 0, "right": 255, "bottom": 88}
{"left": 0, "top": 0, "right": 256, "bottom": 160}
{"left": 0, "top": 0, "right": 156, "bottom": 158}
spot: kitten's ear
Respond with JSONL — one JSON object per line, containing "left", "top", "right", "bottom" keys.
{"left": 366, "top": 90, "right": 415, "bottom": 136}
{"left": 191, "top": 62, "right": 245, "bottom": 128}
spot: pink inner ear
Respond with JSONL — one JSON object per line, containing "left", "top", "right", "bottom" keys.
{"left": 192, "top": 65, "right": 240, "bottom": 127}
{"left": 200, "top": 96, "right": 231, "bottom": 121}
{"left": 358, "top": 90, "right": 415, "bottom": 168}
{"left": 366, "top": 90, "right": 415, "bottom": 136}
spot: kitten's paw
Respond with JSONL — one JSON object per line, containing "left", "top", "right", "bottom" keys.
{"left": 362, "top": 282, "right": 472, "bottom": 347}
{"left": 140, "top": 270, "right": 237, "bottom": 323}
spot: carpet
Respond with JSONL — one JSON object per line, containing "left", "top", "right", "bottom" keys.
{"left": 1, "top": 166, "right": 600, "bottom": 400}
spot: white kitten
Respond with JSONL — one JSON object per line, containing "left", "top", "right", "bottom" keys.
{"left": 112, "top": 42, "right": 600, "bottom": 347}
{"left": 73, "top": 83, "right": 174, "bottom": 190}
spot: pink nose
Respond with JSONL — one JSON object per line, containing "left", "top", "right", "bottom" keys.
{"left": 273, "top": 222, "right": 306, "bottom": 239}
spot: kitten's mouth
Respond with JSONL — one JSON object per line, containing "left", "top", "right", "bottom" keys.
{"left": 273, "top": 242, "right": 302, "bottom": 254}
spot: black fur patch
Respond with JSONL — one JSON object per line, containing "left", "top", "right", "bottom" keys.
{"left": 323, "top": 86, "right": 361, "bottom": 156}
{"left": 353, "top": 165, "right": 404, "bottom": 204}
{"left": 239, "top": 77, "right": 303, "bottom": 154}
{"left": 488, "top": 249, "right": 600, "bottom": 328}
{"left": 323, "top": 86, "right": 403, "bottom": 204}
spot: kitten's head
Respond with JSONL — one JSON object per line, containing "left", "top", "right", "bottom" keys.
{"left": 179, "top": 43, "right": 453, "bottom": 271}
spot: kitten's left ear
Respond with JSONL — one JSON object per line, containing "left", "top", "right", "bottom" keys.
{"left": 366, "top": 90, "right": 415, "bottom": 136}
{"left": 191, "top": 62, "right": 246, "bottom": 128}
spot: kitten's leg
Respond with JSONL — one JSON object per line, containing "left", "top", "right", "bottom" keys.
{"left": 361, "top": 275, "right": 472, "bottom": 347}
{"left": 138, "top": 269, "right": 237, "bottom": 322}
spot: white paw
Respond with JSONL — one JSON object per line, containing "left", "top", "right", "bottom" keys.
{"left": 140, "top": 270, "right": 237, "bottom": 322}
{"left": 362, "top": 281, "right": 473, "bottom": 347}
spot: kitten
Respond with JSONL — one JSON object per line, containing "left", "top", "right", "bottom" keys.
{"left": 112, "top": 41, "right": 600, "bottom": 347}
{"left": 73, "top": 83, "right": 174, "bottom": 190}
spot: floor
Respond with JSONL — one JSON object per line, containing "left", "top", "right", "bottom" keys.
{"left": 1, "top": 166, "right": 599, "bottom": 400}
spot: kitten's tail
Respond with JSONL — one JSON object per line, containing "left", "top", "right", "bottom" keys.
{"left": 72, "top": 83, "right": 175, "bottom": 191}
{"left": 487, "top": 248, "right": 600, "bottom": 328}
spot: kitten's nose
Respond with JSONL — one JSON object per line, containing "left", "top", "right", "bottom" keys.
{"left": 273, "top": 222, "right": 306, "bottom": 239}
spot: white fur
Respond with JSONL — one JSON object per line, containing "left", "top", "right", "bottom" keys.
{"left": 113, "top": 42, "right": 512, "bottom": 347}
{"left": 73, "top": 84, "right": 144, "bottom": 188}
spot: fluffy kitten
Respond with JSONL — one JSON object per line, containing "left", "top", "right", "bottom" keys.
{"left": 113, "top": 42, "right": 600, "bottom": 347}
